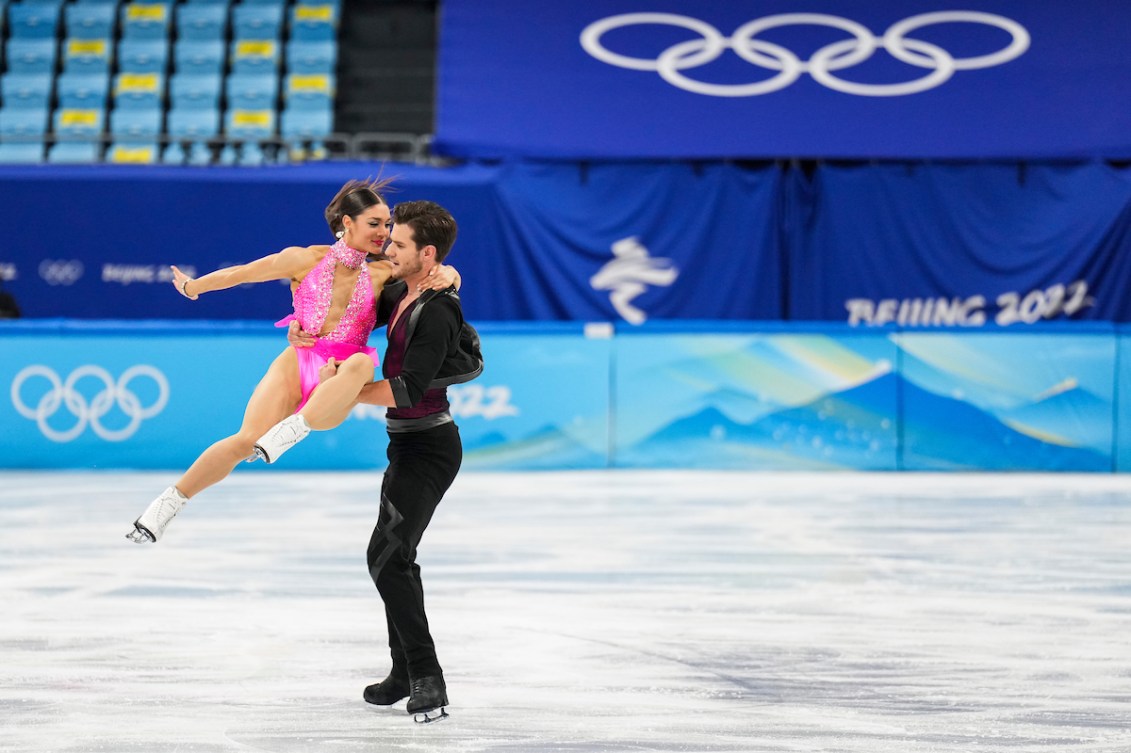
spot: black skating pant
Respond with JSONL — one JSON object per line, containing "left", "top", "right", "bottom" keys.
{"left": 367, "top": 421, "right": 462, "bottom": 681}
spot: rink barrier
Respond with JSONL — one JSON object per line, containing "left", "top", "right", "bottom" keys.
{"left": 0, "top": 320, "right": 1124, "bottom": 472}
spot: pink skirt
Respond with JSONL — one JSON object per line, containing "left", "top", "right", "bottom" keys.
{"left": 276, "top": 316, "right": 379, "bottom": 412}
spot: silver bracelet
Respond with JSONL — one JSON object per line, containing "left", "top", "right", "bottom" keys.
{"left": 181, "top": 278, "right": 193, "bottom": 298}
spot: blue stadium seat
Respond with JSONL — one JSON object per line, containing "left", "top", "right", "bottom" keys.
{"left": 48, "top": 141, "right": 101, "bottom": 163}
{"left": 289, "top": 4, "right": 337, "bottom": 42}
{"left": 0, "top": 141, "right": 45, "bottom": 164}
{"left": 229, "top": 39, "right": 280, "bottom": 75}
{"left": 8, "top": 3, "right": 61, "bottom": 39}
{"left": 50, "top": 107, "right": 105, "bottom": 163}
{"left": 65, "top": 3, "right": 115, "bottom": 38}
{"left": 167, "top": 107, "right": 220, "bottom": 140}
{"left": 232, "top": 4, "right": 283, "bottom": 40}
{"left": 110, "top": 106, "right": 162, "bottom": 141}
{"left": 113, "top": 72, "right": 165, "bottom": 109}
{"left": 169, "top": 73, "right": 222, "bottom": 110}
{"left": 5, "top": 39, "right": 58, "bottom": 74}
{"left": 0, "top": 106, "right": 50, "bottom": 163}
{"left": 107, "top": 142, "right": 160, "bottom": 164}
{"left": 57, "top": 72, "right": 110, "bottom": 108}
{"left": 225, "top": 108, "right": 275, "bottom": 140}
{"left": 225, "top": 72, "right": 278, "bottom": 110}
{"left": 284, "top": 73, "right": 333, "bottom": 110}
{"left": 285, "top": 40, "right": 336, "bottom": 75}
{"left": 62, "top": 37, "right": 112, "bottom": 74}
{"left": 174, "top": 40, "right": 225, "bottom": 76}
{"left": 161, "top": 141, "right": 188, "bottom": 165}
{"left": 281, "top": 106, "right": 331, "bottom": 139}
{"left": 120, "top": 2, "right": 171, "bottom": 40}
{"left": 0, "top": 107, "right": 50, "bottom": 138}
{"left": 118, "top": 39, "right": 170, "bottom": 73}
{"left": 175, "top": 4, "right": 227, "bottom": 41}
{"left": 1, "top": 73, "right": 53, "bottom": 110}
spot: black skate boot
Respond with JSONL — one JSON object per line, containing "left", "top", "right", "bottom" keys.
{"left": 406, "top": 675, "right": 448, "bottom": 723}
{"left": 363, "top": 673, "right": 409, "bottom": 706}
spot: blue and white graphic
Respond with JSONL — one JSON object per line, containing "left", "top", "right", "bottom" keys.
{"left": 580, "top": 11, "right": 1029, "bottom": 98}
{"left": 437, "top": 0, "right": 1131, "bottom": 158}
{"left": 589, "top": 237, "right": 678, "bottom": 325}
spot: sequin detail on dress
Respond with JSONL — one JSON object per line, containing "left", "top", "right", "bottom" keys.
{"left": 275, "top": 241, "right": 380, "bottom": 412}
{"left": 290, "top": 240, "right": 376, "bottom": 344}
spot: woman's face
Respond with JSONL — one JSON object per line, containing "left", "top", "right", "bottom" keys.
{"left": 342, "top": 203, "right": 392, "bottom": 254}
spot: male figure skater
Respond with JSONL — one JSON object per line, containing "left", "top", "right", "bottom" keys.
{"left": 264, "top": 200, "right": 481, "bottom": 722}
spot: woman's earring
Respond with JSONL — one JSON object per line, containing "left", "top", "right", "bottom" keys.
{"left": 336, "top": 230, "right": 345, "bottom": 239}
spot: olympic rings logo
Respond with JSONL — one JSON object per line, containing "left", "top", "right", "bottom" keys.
{"left": 11, "top": 365, "right": 169, "bottom": 442}
{"left": 580, "top": 12, "right": 1030, "bottom": 97}
{"left": 38, "top": 259, "right": 84, "bottom": 286}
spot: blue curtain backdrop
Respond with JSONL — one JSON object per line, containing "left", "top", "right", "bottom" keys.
{"left": 3, "top": 161, "right": 1131, "bottom": 324}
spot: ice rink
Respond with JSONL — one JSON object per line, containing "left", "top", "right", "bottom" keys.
{"left": 1, "top": 469, "right": 1129, "bottom": 752}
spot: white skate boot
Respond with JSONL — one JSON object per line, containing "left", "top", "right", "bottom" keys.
{"left": 126, "top": 486, "right": 188, "bottom": 543}
{"left": 252, "top": 414, "right": 311, "bottom": 464}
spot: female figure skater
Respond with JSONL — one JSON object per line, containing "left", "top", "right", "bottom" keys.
{"left": 126, "top": 179, "right": 459, "bottom": 543}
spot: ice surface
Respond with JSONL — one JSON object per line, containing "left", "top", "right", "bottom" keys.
{"left": 0, "top": 470, "right": 1129, "bottom": 752}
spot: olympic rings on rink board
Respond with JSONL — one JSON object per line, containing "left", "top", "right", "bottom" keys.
{"left": 11, "top": 365, "right": 170, "bottom": 442}
{"left": 579, "top": 11, "right": 1030, "bottom": 97}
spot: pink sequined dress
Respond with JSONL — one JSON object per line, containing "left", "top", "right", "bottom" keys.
{"left": 275, "top": 240, "right": 379, "bottom": 411}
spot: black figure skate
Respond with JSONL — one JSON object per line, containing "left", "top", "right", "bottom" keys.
{"left": 406, "top": 675, "right": 448, "bottom": 723}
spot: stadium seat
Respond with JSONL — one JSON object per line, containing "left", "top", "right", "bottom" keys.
{"left": 1, "top": 73, "right": 53, "bottom": 110}
{"left": 57, "top": 72, "right": 110, "bottom": 108}
{"left": 0, "top": 105, "right": 49, "bottom": 163}
{"left": 107, "top": 142, "right": 159, "bottom": 163}
{"left": 0, "top": 107, "right": 50, "bottom": 139}
{"left": 225, "top": 72, "right": 277, "bottom": 110}
{"left": 225, "top": 108, "right": 274, "bottom": 139}
{"left": 281, "top": 106, "right": 331, "bottom": 140}
{"left": 166, "top": 107, "right": 220, "bottom": 164}
{"left": 284, "top": 73, "right": 333, "bottom": 110}
{"left": 289, "top": 4, "right": 337, "bottom": 42}
{"left": 118, "top": 39, "right": 169, "bottom": 73}
{"left": 175, "top": 4, "right": 227, "bottom": 41}
{"left": 50, "top": 107, "right": 105, "bottom": 163}
{"left": 161, "top": 141, "right": 188, "bottom": 165}
{"left": 113, "top": 72, "right": 165, "bottom": 109}
{"left": 48, "top": 141, "right": 101, "bottom": 163}
{"left": 230, "top": 39, "right": 279, "bottom": 74}
{"left": 64, "top": 3, "right": 115, "bottom": 38}
{"left": 166, "top": 106, "right": 220, "bottom": 140}
{"left": 120, "top": 2, "right": 170, "bottom": 40}
{"left": 285, "top": 40, "right": 336, "bottom": 75}
{"left": 6, "top": 39, "right": 58, "bottom": 74}
{"left": 174, "top": 40, "right": 225, "bottom": 76}
{"left": 110, "top": 106, "right": 162, "bottom": 141}
{"left": 169, "top": 73, "right": 222, "bottom": 110}
{"left": 0, "top": 141, "right": 45, "bottom": 164}
{"left": 232, "top": 5, "right": 283, "bottom": 40}
{"left": 62, "top": 38, "right": 112, "bottom": 74}
{"left": 8, "top": 3, "right": 61, "bottom": 39}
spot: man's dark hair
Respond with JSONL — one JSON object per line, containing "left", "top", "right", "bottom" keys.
{"left": 392, "top": 201, "right": 458, "bottom": 262}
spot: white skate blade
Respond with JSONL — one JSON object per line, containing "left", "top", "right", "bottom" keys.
{"left": 412, "top": 707, "right": 448, "bottom": 724}
{"left": 126, "top": 524, "right": 155, "bottom": 544}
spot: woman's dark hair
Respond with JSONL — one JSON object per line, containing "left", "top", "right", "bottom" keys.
{"left": 324, "top": 177, "right": 395, "bottom": 236}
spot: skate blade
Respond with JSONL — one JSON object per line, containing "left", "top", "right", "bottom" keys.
{"left": 125, "top": 525, "right": 155, "bottom": 544}
{"left": 412, "top": 707, "right": 448, "bottom": 724}
{"left": 249, "top": 445, "right": 271, "bottom": 464}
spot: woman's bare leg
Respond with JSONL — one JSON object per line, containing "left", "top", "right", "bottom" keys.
{"left": 296, "top": 352, "right": 374, "bottom": 431}
{"left": 175, "top": 348, "right": 302, "bottom": 498}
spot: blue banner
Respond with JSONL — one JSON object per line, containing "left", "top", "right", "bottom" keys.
{"left": 785, "top": 162, "right": 1131, "bottom": 325}
{"left": 435, "top": 0, "right": 1131, "bottom": 159}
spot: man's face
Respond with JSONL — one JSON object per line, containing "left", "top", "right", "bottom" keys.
{"left": 385, "top": 223, "right": 426, "bottom": 280}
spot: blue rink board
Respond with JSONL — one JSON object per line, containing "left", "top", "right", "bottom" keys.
{"left": 0, "top": 320, "right": 1125, "bottom": 471}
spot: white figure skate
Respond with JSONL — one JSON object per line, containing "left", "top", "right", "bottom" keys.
{"left": 126, "top": 486, "right": 187, "bottom": 543}
{"left": 252, "top": 414, "right": 311, "bottom": 464}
